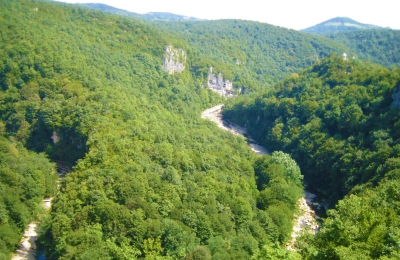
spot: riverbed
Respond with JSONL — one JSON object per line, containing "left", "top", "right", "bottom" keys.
{"left": 12, "top": 163, "right": 70, "bottom": 260}
{"left": 202, "top": 104, "right": 321, "bottom": 249}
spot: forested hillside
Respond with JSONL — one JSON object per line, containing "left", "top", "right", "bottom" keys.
{"left": 224, "top": 55, "right": 400, "bottom": 258}
{"left": 76, "top": 3, "right": 400, "bottom": 78}
{"left": 3, "top": 0, "right": 400, "bottom": 259}
{"left": 326, "top": 29, "right": 400, "bottom": 68}
{"left": 153, "top": 20, "right": 351, "bottom": 89}
{"left": 0, "top": 0, "right": 305, "bottom": 259}
{"left": 0, "top": 137, "right": 57, "bottom": 258}
{"left": 77, "top": 3, "right": 354, "bottom": 91}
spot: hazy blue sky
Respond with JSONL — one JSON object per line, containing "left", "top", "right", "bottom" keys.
{"left": 57, "top": 0, "right": 400, "bottom": 30}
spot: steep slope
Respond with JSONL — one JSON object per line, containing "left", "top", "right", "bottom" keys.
{"left": 0, "top": 137, "right": 57, "bottom": 259}
{"left": 71, "top": 2, "right": 355, "bottom": 92}
{"left": 0, "top": 0, "right": 304, "bottom": 259}
{"left": 326, "top": 29, "right": 400, "bottom": 68}
{"left": 302, "top": 17, "right": 385, "bottom": 35}
{"left": 224, "top": 55, "right": 400, "bottom": 258}
{"left": 154, "top": 19, "right": 352, "bottom": 90}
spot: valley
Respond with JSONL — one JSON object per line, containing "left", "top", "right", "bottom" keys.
{"left": 1, "top": 0, "right": 400, "bottom": 259}
{"left": 12, "top": 163, "right": 70, "bottom": 260}
{"left": 202, "top": 104, "right": 321, "bottom": 250}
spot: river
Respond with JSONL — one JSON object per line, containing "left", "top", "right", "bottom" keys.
{"left": 12, "top": 163, "right": 70, "bottom": 260}
{"left": 202, "top": 104, "right": 323, "bottom": 249}
{"left": 13, "top": 104, "right": 321, "bottom": 259}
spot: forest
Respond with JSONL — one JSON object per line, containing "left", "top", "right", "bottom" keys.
{"left": 1, "top": 0, "right": 400, "bottom": 259}
{"left": 326, "top": 29, "right": 400, "bottom": 68}
{"left": 153, "top": 19, "right": 351, "bottom": 91}
{"left": 224, "top": 55, "right": 400, "bottom": 258}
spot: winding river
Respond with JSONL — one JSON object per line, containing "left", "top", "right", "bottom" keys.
{"left": 202, "top": 104, "right": 321, "bottom": 249}
{"left": 13, "top": 104, "right": 322, "bottom": 259}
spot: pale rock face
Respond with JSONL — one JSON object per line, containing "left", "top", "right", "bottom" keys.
{"left": 207, "top": 68, "right": 237, "bottom": 98}
{"left": 162, "top": 45, "right": 186, "bottom": 74}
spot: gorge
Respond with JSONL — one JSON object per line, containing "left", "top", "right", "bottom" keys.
{"left": 201, "top": 104, "right": 322, "bottom": 249}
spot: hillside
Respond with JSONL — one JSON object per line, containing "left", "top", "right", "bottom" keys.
{"left": 0, "top": 0, "right": 304, "bottom": 259}
{"left": 0, "top": 137, "right": 57, "bottom": 258}
{"left": 326, "top": 29, "right": 400, "bottom": 68}
{"left": 2, "top": 0, "right": 400, "bottom": 259}
{"left": 70, "top": 2, "right": 354, "bottom": 90}
{"left": 224, "top": 55, "right": 400, "bottom": 258}
{"left": 154, "top": 19, "right": 352, "bottom": 89}
{"left": 302, "top": 17, "right": 385, "bottom": 35}
{"left": 75, "top": 3, "right": 400, "bottom": 75}
{"left": 79, "top": 3, "right": 200, "bottom": 21}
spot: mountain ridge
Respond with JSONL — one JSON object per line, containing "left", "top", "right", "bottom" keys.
{"left": 78, "top": 3, "right": 200, "bottom": 21}
{"left": 302, "top": 16, "right": 387, "bottom": 34}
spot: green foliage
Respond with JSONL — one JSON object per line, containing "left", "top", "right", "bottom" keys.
{"left": 0, "top": 137, "right": 56, "bottom": 258}
{"left": 327, "top": 29, "right": 400, "bottom": 68}
{"left": 225, "top": 54, "right": 400, "bottom": 258}
{"left": 154, "top": 19, "right": 352, "bottom": 91}
{"left": 225, "top": 54, "right": 400, "bottom": 202}
{"left": 297, "top": 175, "right": 400, "bottom": 259}
{"left": 0, "top": 0, "right": 308, "bottom": 259}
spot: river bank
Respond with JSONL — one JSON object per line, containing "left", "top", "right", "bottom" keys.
{"left": 12, "top": 163, "right": 70, "bottom": 260}
{"left": 201, "top": 104, "right": 269, "bottom": 155}
{"left": 202, "top": 104, "right": 322, "bottom": 249}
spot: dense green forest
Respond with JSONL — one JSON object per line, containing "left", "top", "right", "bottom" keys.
{"left": 326, "top": 29, "right": 400, "bottom": 68}
{"left": 0, "top": 0, "right": 308, "bottom": 259}
{"left": 153, "top": 20, "right": 351, "bottom": 90}
{"left": 224, "top": 55, "right": 400, "bottom": 258}
{"left": 0, "top": 137, "right": 57, "bottom": 258}
{"left": 2, "top": 0, "right": 400, "bottom": 259}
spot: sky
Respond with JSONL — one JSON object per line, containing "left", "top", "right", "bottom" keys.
{"left": 57, "top": 0, "right": 400, "bottom": 30}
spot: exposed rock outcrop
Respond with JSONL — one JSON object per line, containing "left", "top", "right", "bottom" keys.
{"left": 207, "top": 68, "right": 237, "bottom": 98}
{"left": 162, "top": 45, "right": 186, "bottom": 74}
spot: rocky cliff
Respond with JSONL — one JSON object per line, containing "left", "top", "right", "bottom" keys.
{"left": 162, "top": 45, "right": 186, "bottom": 74}
{"left": 207, "top": 68, "right": 237, "bottom": 98}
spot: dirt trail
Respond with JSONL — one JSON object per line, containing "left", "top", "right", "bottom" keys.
{"left": 202, "top": 104, "right": 319, "bottom": 249}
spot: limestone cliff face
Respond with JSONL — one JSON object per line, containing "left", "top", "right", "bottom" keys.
{"left": 207, "top": 68, "right": 237, "bottom": 98}
{"left": 162, "top": 45, "right": 186, "bottom": 74}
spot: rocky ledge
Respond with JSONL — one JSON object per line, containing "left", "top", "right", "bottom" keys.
{"left": 162, "top": 45, "right": 186, "bottom": 74}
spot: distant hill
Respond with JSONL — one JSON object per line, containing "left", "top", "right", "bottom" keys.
{"left": 79, "top": 3, "right": 200, "bottom": 21}
{"left": 302, "top": 17, "right": 386, "bottom": 35}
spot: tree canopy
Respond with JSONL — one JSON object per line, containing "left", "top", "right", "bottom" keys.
{"left": 224, "top": 54, "right": 400, "bottom": 258}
